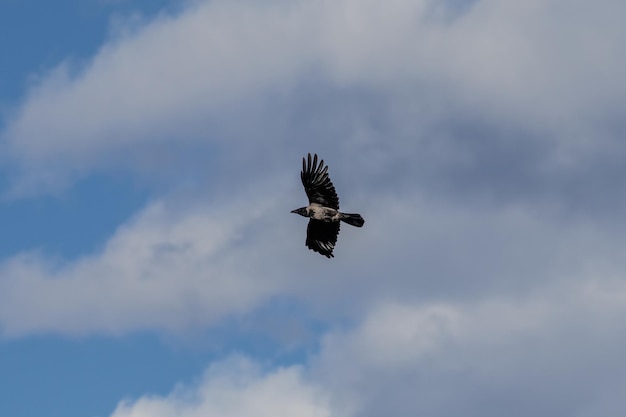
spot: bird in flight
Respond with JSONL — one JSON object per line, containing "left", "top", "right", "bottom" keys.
{"left": 291, "top": 153, "right": 364, "bottom": 258}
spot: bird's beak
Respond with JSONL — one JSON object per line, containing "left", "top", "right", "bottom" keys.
{"left": 290, "top": 209, "right": 298, "bottom": 213}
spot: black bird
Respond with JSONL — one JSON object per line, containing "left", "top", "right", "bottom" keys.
{"left": 291, "top": 153, "right": 364, "bottom": 258}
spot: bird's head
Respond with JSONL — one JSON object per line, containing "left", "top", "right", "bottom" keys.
{"left": 290, "top": 207, "right": 308, "bottom": 217}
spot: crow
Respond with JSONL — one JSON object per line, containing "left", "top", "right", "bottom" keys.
{"left": 291, "top": 153, "right": 364, "bottom": 258}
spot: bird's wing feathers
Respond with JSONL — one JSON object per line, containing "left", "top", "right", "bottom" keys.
{"left": 306, "top": 220, "right": 340, "bottom": 258}
{"left": 301, "top": 153, "right": 340, "bottom": 209}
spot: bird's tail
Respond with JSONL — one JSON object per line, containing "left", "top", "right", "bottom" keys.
{"left": 340, "top": 212, "right": 364, "bottom": 227}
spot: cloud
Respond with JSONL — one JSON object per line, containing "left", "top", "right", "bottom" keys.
{"left": 2, "top": 0, "right": 625, "bottom": 196}
{"left": 107, "top": 281, "right": 626, "bottom": 417}
{"left": 110, "top": 356, "right": 337, "bottom": 417}
{"left": 0, "top": 178, "right": 300, "bottom": 337}
{"left": 311, "top": 285, "right": 626, "bottom": 417}
{"left": 2, "top": 173, "right": 626, "bottom": 339}
{"left": 1, "top": 1, "right": 625, "bottom": 412}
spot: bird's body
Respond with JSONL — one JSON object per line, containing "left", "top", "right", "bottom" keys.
{"left": 304, "top": 204, "right": 341, "bottom": 222}
{"left": 291, "top": 153, "right": 364, "bottom": 258}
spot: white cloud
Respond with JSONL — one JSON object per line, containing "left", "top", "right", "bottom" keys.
{"left": 2, "top": 179, "right": 626, "bottom": 341}
{"left": 1, "top": 1, "right": 626, "bottom": 413}
{"left": 0, "top": 178, "right": 301, "bottom": 337}
{"left": 106, "top": 282, "right": 626, "bottom": 417}
{"left": 2, "top": 0, "right": 625, "bottom": 194}
{"left": 310, "top": 286, "right": 626, "bottom": 416}
{"left": 110, "top": 356, "right": 337, "bottom": 417}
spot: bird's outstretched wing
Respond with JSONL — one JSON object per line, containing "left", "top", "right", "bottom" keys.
{"left": 301, "top": 153, "right": 340, "bottom": 209}
{"left": 306, "top": 220, "right": 340, "bottom": 258}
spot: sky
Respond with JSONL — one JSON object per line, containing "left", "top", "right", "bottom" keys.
{"left": 1, "top": 0, "right": 626, "bottom": 416}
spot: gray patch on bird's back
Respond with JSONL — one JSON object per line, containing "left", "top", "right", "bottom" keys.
{"left": 309, "top": 205, "right": 339, "bottom": 221}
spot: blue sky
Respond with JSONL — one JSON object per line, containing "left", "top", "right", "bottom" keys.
{"left": 1, "top": 0, "right": 626, "bottom": 416}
